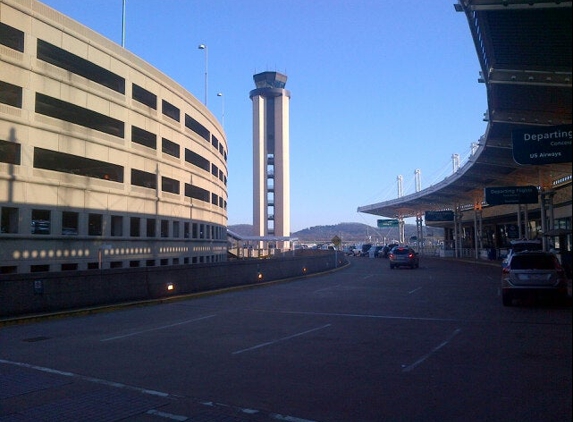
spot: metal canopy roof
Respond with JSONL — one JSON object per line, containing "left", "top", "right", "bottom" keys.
{"left": 358, "top": 0, "right": 572, "bottom": 219}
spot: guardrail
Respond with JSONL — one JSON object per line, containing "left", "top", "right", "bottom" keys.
{"left": 0, "top": 250, "right": 348, "bottom": 318}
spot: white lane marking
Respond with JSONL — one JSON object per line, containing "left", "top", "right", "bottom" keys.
{"left": 402, "top": 328, "right": 462, "bottom": 372}
{"left": 273, "top": 310, "right": 457, "bottom": 322}
{"left": 146, "top": 409, "right": 188, "bottom": 421}
{"left": 363, "top": 274, "right": 374, "bottom": 279}
{"left": 100, "top": 314, "right": 216, "bottom": 342}
{"left": 271, "top": 414, "right": 319, "bottom": 422}
{"left": 0, "top": 359, "right": 320, "bottom": 422}
{"left": 408, "top": 287, "right": 423, "bottom": 294}
{"left": 0, "top": 358, "right": 170, "bottom": 397}
{"left": 232, "top": 324, "right": 332, "bottom": 355}
{"left": 313, "top": 284, "right": 341, "bottom": 293}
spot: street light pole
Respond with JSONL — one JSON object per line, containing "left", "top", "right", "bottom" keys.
{"left": 198, "top": 44, "right": 208, "bottom": 106}
{"left": 217, "top": 92, "right": 224, "bottom": 128}
{"left": 121, "top": 0, "right": 126, "bottom": 47}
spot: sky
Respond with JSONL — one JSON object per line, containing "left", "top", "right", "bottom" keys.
{"left": 40, "top": 0, "right": 489, "bottom": 232}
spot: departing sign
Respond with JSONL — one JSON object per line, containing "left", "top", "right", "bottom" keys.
{"left": 377, "top": 219, "right": 399, "bottom": 228}
{"left": 425, "top": 210, "right": 454, "bottom": 222}
{"left": 484, "top": 186, "right": 538, "bottom": 205}
{"left": 512, "top": 125, "right": 572, "bottom": 165}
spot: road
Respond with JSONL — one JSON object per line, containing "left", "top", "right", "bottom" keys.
{"left": 1, "top": 256, "right": 571, "bottom": 422}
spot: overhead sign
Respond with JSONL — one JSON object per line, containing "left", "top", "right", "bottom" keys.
{"left": 512, "top": 125, "right": 572, "bottom": 165}
{"left": 377, "top": 219, "right": 399, "bottom": 228}
{"left": 425, "top": 210, "right": 454, "bottom": 222}
{"left": 485, "top": 186, "right": 538, "bottom": 205}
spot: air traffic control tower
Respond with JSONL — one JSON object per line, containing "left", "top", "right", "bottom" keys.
{"left": 249, "top": 72, "right": 291, "bottom": 249}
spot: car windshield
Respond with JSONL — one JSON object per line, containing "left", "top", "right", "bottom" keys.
{"left": 392, "top": 248, "right": 411, "bottom": 255}
{"left": 511, "top": 254, "right": 555, "bottom": 270}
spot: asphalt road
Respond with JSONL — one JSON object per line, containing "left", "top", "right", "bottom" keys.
{"left": 1, "top": 256, "right": 571, "bottom": 422}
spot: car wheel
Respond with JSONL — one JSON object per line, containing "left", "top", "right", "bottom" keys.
{"left": 502, "top": 291, "right": 513, "bottom": 307}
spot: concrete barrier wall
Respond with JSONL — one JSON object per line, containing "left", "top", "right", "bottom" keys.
{"left": 0, "top": 250, "right": 348, "bottom": 317}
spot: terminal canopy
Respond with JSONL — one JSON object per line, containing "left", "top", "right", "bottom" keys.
{"left": 358, "top": 0, "right": 572, "bottom": 219}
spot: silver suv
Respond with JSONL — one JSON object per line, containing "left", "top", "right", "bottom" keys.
{"left": 501, "top": 251, "right": 568, "bottom": 306}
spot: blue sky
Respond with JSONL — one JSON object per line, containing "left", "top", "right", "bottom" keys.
{"left": 40, "top": 0, "right": 488, "bottom": 232}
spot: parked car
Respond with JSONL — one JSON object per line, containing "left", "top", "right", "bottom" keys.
{"left": 359, "top": 244, "right": 372, "bottom": 257}
{"left": 501, "top": 239, "right": 542, "bottom": 269}
{"left": 501, "top": 251, "right": 568, "bottom": 306}
{"left": 388, "top": 246, "right": 419, "bottom": 269}
{"left": 382, "top": 243, "right": 399, "bottom": 258}
{"left": 373, "top": 245, "right": 384, "bottom": 258}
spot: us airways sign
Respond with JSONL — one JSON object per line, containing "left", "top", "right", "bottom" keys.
{"left": 512, "top": 125, "right": 572, "bottom": 165}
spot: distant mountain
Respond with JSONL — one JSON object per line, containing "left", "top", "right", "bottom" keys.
{"left": 228, "top": 222, "right": 442, "bottom": 244}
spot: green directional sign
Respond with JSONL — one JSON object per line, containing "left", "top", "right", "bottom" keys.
{"left": 377, "top": 219, "right": 399, "bottom": 228}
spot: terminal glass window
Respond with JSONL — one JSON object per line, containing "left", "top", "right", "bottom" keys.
{"left": 31, "top": 209, "right": 50, "bottom": 234}
{"left": 147, "top": 218, "right": 156, "bottom": 237}
{"left": 161, "top": 220, "right": 169, "bottom": 237}
{"left": 88, "top": 213, "right": 103, "bottom": 236}
{"left": 61, "top": 263, "right": 78, "bottom": 271}
{"left": 130, "top": 217, "right": 140, "bottom": 237}
{"left": 35, "top": 93, "right": 124, "bottom": 138}
{"left": 131, "top": 169, "right": 156, "bottom": 189}
{"left": 161, "top": 176, "right": 180, "bottom": 194}
{"left": 162, "top": 138, "right": 180, "bottom": 158}
{"left": 111, "top": 215, "right": 123, "bottom": 236}
{"left": 62, "top": 211, "right": 78, "bottom": 235}
{"left": 132, "top": 84, "right": 157, "bottom": 109}
{"left": 185, "top": 148, "right": 210, "bottom": 172}
{"left": 185, "top": 114, "right": 210, "bottom": 142}
{"left": 34, "top": 148, "right": 124, "bottom": 182}
{"left": 0, "top": 139, "right": 21, "bottom": 165}
{"left": 0, "top": 22, "right": 24, "bottom": 52}
{"left": 184, "top": 183, "right": 210, "bottom": 203}
{"left": 37, "top": 39, "right": 125, "bottom": 94}
{"left": 131, "top": 126, "right": 156, "bottom": 149}
{"left": 1, "top": 207, "right": 19, "bottom": 234}
{"left": 162, "top": 100, "right": 180, "bottom": 122}
{"left": 0, "top": 80, "right": 22, "bottom": 108}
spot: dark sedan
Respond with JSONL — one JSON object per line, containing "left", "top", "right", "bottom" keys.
{"left": 388, "top": 246, "right": 419, "bottom": 269}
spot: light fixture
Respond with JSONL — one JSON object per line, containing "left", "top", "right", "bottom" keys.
{"left": 198, "top": 44, "right": 208, "bottom": 106}
{"left": 217, "top": 92, "right": 224, "bottom": 128}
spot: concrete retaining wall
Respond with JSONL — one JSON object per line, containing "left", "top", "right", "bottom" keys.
{"left": 0, "top": 250, "right": 348, "bottom": 317}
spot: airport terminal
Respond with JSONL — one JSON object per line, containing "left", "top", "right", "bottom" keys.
{"left": 358, "top": 0, "right": 571, "bottom": 262}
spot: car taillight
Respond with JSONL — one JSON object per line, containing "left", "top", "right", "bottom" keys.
{"left": 502, "top": 267, "right": 510, "bottom": 274}
{"left": 408, "top": 253, "right": 414, "bottom": 258}
{"left": 389, "top": 254, "right": 394, "bottom": 259}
